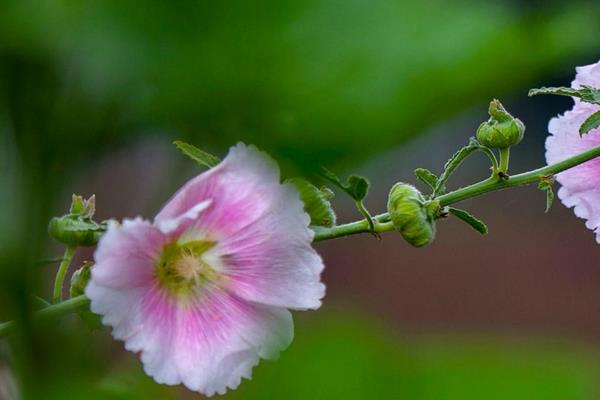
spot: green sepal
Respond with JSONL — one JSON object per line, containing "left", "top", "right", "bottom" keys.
{"left": 70, "top": 261, "right": 93, "bottom": 298}
{"left": 529, "top": 86, "right": 600, "bottom": 105}
{"left": 414, "top": 168, "right": 439, "bottom": 191}
{"left": 475, "top": 100, "right": 525, "bottom": 150}
{"left": 173, "top": 141, "right": 221, "bottom": 169}
{"left": 287, "top": 178, "right": 337, "bottom": 227}
{"left": 48, "top": 195, "right": 106, "bottom": 247}
{"left": 580, "top": 110, "right": 600, "bottom": 136}
{"left": 387, "top": 183, "right": 437, "bottom": 247}
{"left": 538, "top": 176, "right": 555, "bottom": 213}
{"left": 448, "top": 207, "right": 488, "bottom": 235}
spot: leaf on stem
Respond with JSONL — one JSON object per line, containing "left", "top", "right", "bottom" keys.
{"left": 580, "top": 110, "right": 600, "bottom": 136}
{"left": 529, "top": 86, "right": 600, "bottom": 105}
{"left": 321, "top": 168, "right": 376, "bottom": 233}
{"left": 174, "top": 141, "right": 221, "bottom": 168}
{"left": 434, "top": 138, "right": 481, "bottom": 196}
{"left": 448, "top": 207, "right": 488, "bottom": 234}
{"left": 287, "top": 178, "right": 337, "bottom": 227}
{"left": 414, "top": 168, "right": 439, "bottom": 191}
{"left": 538, "top": 176, "right": 555, "bottom": 213}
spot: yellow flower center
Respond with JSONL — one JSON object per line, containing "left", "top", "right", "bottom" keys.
{"left": 156, "top": 240, "right": 221, "bottom": 297}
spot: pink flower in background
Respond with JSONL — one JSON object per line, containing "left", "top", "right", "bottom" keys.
{"left": 86, "top": 143, "right": 325, "bottom": 396}
{"left": 546, "top": 60, "right": 600, "bottom": 243}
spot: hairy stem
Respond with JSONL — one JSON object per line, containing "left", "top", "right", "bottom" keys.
{"left": 313, "top": 143, "right": 600, "bottom": 242}
{"left": 53, "top": 246, "right": 76, "bottom": 303}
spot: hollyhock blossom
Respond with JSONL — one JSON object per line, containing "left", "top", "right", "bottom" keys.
{"left": 86, "top": 143, "right": 325, "bottom": 396}
{"left": 546, "top": 59, "right": 600, "bottom": 243}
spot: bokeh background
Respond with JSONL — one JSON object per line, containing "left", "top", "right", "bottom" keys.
{"left": 2, "top": 0, "right": 600, "bottom": 399}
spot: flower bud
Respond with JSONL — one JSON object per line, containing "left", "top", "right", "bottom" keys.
{"left": 476, "top": 99, "right": 525, "bottom": 149}
{"left": 387, "top": 183, "right": 439, "bottom": 247}
{"left": 70, "top": 261, "right": 93, "bottom": 297}
{"left": 48, "top": 194, "right": 105, "bottom": 247}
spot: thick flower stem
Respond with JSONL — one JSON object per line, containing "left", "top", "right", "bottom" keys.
{"left": 499, "top": 147, "right": 511, "bottom": 174}
{"left": 313, "top": 143, "right": 600, "bottom": 242}
{"left": 0, "top": 295, "right": 90, "bottom": 337}
{"left": 52, "top": 245, "right": 76, "bottom": 304}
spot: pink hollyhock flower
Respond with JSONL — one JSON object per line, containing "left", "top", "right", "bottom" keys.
{"left": 86, "top": 143, "right": 325, "bottom": 396}
{"left": 546, "top": 60, "right": 600, "bottom": 243}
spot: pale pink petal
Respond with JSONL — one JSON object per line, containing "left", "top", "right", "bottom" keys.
{"left": 92, "top": 218, "right": 166, "bottom": 289}
{"left": 572, "top": 60, "right": 600, "bottom": 90}
{"left": 546, "top": 103, "right": 600, "bottom": 243}
{"left": 213, "top": 181, "right": 325, "bottom": 310}
{"left": 89, "top": 142, "right": 326, "bottom": 396}
{"left": 155, "top": 143, "right": 280, "bottom": 238}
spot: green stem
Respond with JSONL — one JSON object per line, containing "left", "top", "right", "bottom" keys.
{"left": 0, "top": 295, "right": 90, "bottom": 338}
{"left": 313, "top": 143, "right": 600, "bottom": 242}
{"left": 499, "top": 147, "right": 510, "bottom": 173}
{"left": 52, "top": 245, "right": 76, "bottom": 304}
{"left": 4, "top": 142, "right": 600, "bottom": 334}
{"left": 355, "top": 200, "right": 376, "bottom": 234}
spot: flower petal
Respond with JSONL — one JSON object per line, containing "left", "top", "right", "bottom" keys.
{"left": 91, "top": 218, "right": 166, "bottom": 289}
{"left": 155, "top": 143, "right": 281, "bottom": 238}
{"left": 546, "top": 103, "right": 600, "bottom": 243}
{"left": 213, "top": 181, "right": 325, "bottom": 310}
{"left": 89, "top": 280, "right": 293, "bottom": 396}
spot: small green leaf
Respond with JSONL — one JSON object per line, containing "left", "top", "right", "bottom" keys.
{"left": 580, "top": 110, "right": 600, "bottom": 136}
{"left": 321, "top": 168, "right": 370, "bottom": 201}
{"left": 448, "top": 207, "right": 488, "bottom": 235}
{"left": 414, "top": 168, "right": 438, "bottom": 190}
{"left": 346, "top": 175, "right": 369, "bottom": 201}
{"left": 174, "top": 141, "right": 221, "bottom": 168}
{"left": 538, "top": 177, "right": 555, "bottom": 213}
{"left": 529, "top": 86, "right": 600, "bottom": 105}
{"left": 287, "top": 178, "right": 337, "bottom": 227}
{"left": 321, "top": 168, "right": 376, "bottom": 234}
{"left": 434, "top": 139, "right": 480, "bottom": 196}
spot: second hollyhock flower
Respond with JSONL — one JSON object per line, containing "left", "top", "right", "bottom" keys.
{"left": 546, "top": 59, "right": 600, "bottom": 243}
{"left": 86, "top": 143, "right": 325, "bottom": 396}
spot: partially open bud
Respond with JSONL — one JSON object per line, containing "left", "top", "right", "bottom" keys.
{"left": 387, "top": 183, "right": 439, "bottom": 247}
{"left": 476, "top": 99, "right": 525, "bottom": 149}
{"left": 70, "top": 261, "right": 93, "bottom": 297}
{"left": 48, "top": 194, "right": 105, "bottom": 247}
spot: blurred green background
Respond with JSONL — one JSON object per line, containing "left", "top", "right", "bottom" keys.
{"left": 2, "top": 0, "right": 600, "bottom": 398}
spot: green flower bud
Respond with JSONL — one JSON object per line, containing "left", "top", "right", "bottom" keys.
{"left": 48, "top": 194, "right": 105, "bottom": 247}
{"left": 476, "top": 99, "right": 525, "bottom": 149}
{"left": 387, "top": 183, "right": 439, "bottom": 247}
{"left": 70, "top": 261, "right": 93, "bottom": 297}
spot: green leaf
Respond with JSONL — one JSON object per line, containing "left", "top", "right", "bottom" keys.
{"left": 448, "top": 207, "right": 488, "bottom": 235}
{"left": 434, "top": 138, "right": 480, "bottom": 196}
{"left": 529, "top": 86, "right": 600, "bottom": 105}
{"left": 579, "top": 110, "right": 600, "bottom": 136}
{"left": 321, "top": 168, "right": 376, "bottom": 233}
{"left": 538, "top": 178, "right": 555, "bottom": 213}
{"left": 346, "top": 175, "right": 369, "bottom": 201}
{"left": 287, "top": 178, "right": 337, "bottom": 227}
{"left": 321, "top": 168, "right": 370, "bottom": 201}
{"left": 414, "top": 168, "right": 439, "bottom": 190}
{"left": 173, "top": 141, "right": 221, "bottom": 168}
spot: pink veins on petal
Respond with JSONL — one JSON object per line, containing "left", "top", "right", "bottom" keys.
{"left": 86, "top": 143, "right": 325, "bottom": 396}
